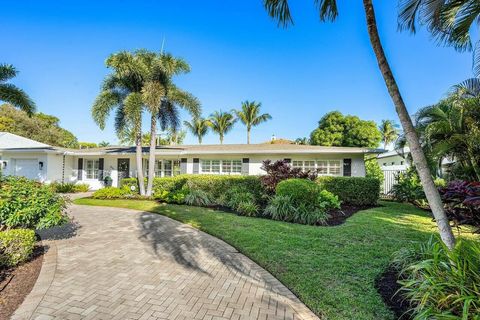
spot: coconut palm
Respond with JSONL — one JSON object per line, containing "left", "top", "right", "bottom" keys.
{"left": 0, "top": 64, "right": 35, "bottom": 116}
{"left": 234, "top": 101, "right": 271, "bottom": 144}
{"left": 209, "top": 111, "right": 237, "bottom": 144}
{"left": 379, "top": 119, "right": 399, "bottom": 149}
{"left": 142, "top": 53, "right": 200, "bottom": 196}
{"left": 263, "top": 0, "right": 455, "bottom": 248}
{"left": 184, "top": 117, "right": 210, "bottom": 144}
{"left": 98, "top": 141, "right": 111, "bottom": 147}
{"left": 399, "top": 0, "right": 480, "bottom": 76}
{"left": 92, "top": 51, "right": 147, "bottom": 195}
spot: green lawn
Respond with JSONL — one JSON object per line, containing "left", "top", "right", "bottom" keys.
{"left": 74, "top": 198, "right": 476, "bottom": 320}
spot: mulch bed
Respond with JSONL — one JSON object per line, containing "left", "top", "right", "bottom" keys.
{"left": 326, "top": 204, "right": 376, "bottom": 226}
{"left": 0, "top": 245, "right": 45, "bottom": 320}
{"left": 375, "top": 266, "right": 413, "bottom": 320}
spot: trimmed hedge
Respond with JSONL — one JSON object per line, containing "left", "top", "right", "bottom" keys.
{"left": 0, "top": 229, "right": 36, "bottom": 268}
{"left": 121, "top": 175, "right": 265, "bottom": 205}
{"left": 317, "top": 176, "right": 380, "bottom": 206}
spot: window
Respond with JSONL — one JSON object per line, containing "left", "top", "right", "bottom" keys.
{"left": 201, "top": 159, "right": 241, "bottom": 174}
{"left": 155, "top": 160, "right": 162, "bottom": 177}
{"left": 164, "top": 160, "right": 172, "bottom": 176}
{"left": 292, "top": 160, "right": 341, "bottom": 175}
{"left": 292, "top": 160, "right": 316, "bottom": 172}
{"left": 85, "top": 159, "right": 99, "bottom": 179}
{"left": 317, "top": 161, "right": 328, "bottom": 174}
{"left": 328, "top": 160, "right": 341, "bottom": 175}
{"left": 400, "top": 161, "right": 404, "bottom": 165}
{"left": 173, "top": 160, "right": 181, "bottom": 176}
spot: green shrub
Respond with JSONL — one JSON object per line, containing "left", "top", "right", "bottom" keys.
{"left": 317, "top": 176, "right": 380, "bottom": 206}
{"left": 236, "top": 200, "right": 259, "bottom": 217}
{"left": 365, "top": 159, "right": 384, "bottom": 186}
{"left": 0, "top": 229, "right": 36, "bottom": 268}
{"left": 0, "top": 176, "right": 68, "bottom": 229}
{"left": 50, "top": 182, "right": 90, "bottom": 193}
{"left": 185, "top": 189, "right": 212, "bottom": 207}
{"left": 268, "top": 179, "right": 340, "bottom": 225}
{"left": 392, "top": 237, "right": 480, "bottom": 319}
{"left": 92, "top": 186, "right": 136, "bottom": 199}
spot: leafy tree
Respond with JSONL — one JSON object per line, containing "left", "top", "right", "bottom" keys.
{"left": 0, "top": 104, "right": 78, "bottom": 148}
{"left": 0, "top": 64, "right": 35, "bottom": 116}
{"left": 78, "top": 142, "right": 98, "bottom": 149}
{"left": 233, "top": 101, "right": 271, "bottom": 144}
{"left": 379, "top": 119, "right": 399, "bottom": 149}
{"left": 309, "top": 111, "right": 381, "bottom": 148}
{"left": 184, "top": 117, "right": 210, "bottom": 144}
{"left": 263, "top": 0, "right": 456, "bottom": 248}
{"left": 295, "top": 137, "right": 309, "bottom": 145}
{"left": 399, "top": 0, "right": 480, "bottom": 76}
{"left": 92, "top": 51, "right": 147, "bottom": 195}
{"left": 209, "top": 111, "right": 237, "bottom": 144}
{"left": 365, "top": 158, "right": 384, "bottom": 185}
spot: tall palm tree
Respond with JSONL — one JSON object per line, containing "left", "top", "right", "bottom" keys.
{"left": 379, "top": 119, "right": 399, "bottom": 149}
{"left": 209, "top": 111, "right": 237, "bottom": 144}
{"left": 234, "top": 101, "right": 271, "bottom": 144}
{"left": 0, "top": 64, "right": 35, "bottom": 116}
{"left": 184, "top": 117, "right": 210, "bottom": 144}
{"left": 263, "top": 0, "right": 455, "bottom": 248}
{"left": 399, "top": 0, "right": 480, "bottom": 76}
{"left": 142, "top": 52, "right": 200, "bottom": 196}
{"left": 92, "top": 51, "right": 147, "bottom": 195}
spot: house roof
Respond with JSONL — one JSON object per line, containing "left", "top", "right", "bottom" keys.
{"left": 0, "top": 132, "right": 52, "bottom": 149}
{"left": 377, "top": 147, "right": 409, "bottom": 159}
{"left": 0, "top": 132, "right": 384, "bottom": 156}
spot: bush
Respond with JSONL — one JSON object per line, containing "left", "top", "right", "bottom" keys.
{"left": 317, "top": 176, "right": 380, "bottom": 206}
{"left": 392, "top": 237, "right": 480, "bottom": 319}
{"left": 51, "top": 182, "right": 90, "bottom": 193}
{"left": 0, "top": 176, "right": 68, "bottom": 229}
{"left": 92, "top": 186, "right": 136, "bottom": 199}
{"left": 439, "top": 180, "right": 480, "bottom": 228}
{"left": 260, "top": 160, "right": 317, "bottom": 194}
{"left": 0, "top": 229, "right": 36, "bottom": 268}
{"left": 185, "top": 189, "right": 212, "bottom": 207}
{"left": 365, "top": 159, "right": 384, "bottom": 186}
{"left": 267, "top": 179, "right": 340, "bottom": 225}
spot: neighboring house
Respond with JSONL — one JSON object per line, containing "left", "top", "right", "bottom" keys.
{"left": 0, "top": 132, "right": 381, "bottom": 190}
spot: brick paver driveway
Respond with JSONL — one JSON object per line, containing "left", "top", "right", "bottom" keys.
{"left": 13, "top": 205, "right": 318, "bottom": 320}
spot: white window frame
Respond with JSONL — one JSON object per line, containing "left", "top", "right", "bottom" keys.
{"left": 200, "top": 159, "right": 242, "bottom": 175}
{"left": 85, "top": 159, "right": 99, "bottom": 180}
{"left": 292, "top": 159, "right": 342, "bottom": 176}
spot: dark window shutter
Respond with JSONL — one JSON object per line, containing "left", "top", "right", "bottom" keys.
{"left": 181, "top": 158, "right": 187, "bottom": 163}
{"left": 343, "top": 159, "right": 352, "bottom": 176}
{"left": 284, "top": 158, "right": 291, "bottom": 163}
{"left": 98, "top": 158, "right": 104, "bottom": 181}
{"left": 242, "top": 158, "right": 249, "bottom": 175}
{"left": 77, "top": 158, "right": 83, "bottom": 180}
{"left": 193, "top": 158, "right": 200, "bottom": 174}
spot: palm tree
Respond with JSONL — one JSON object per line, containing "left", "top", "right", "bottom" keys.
{"left": 92, "top": 51, "right": 147, "bottom": 195}
{"left": 142, "top": 52, "right": 200, "bottom": 196}
{"left": 0, "top": 64, "right": 35, "bottom": 116}
{"left": 209, "top": 111, "right": 237, "bottom": 144}
{"left": 184, "top": 117, "right": 210, "bottom": 144}
{"left": 379, "top": 119, "right": 399, "bottom": 149}
{"left": 233, "top": 101, "right": 272, "bottom": 144}
{"left": 263, "top": 0, "right": 455, "bottom": 248}
{"left": 295, "top": 137, "right": 309, "bottom": 145}
{"left": 399, "top": 0, "right": 480, "bottom": 76}
{"left": 98, "top": 141, "right": 111, "bottom": 147}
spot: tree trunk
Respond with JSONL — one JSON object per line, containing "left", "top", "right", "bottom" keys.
{"left": 247, "top": 127, "right": 251, "bottom": 144}
{"left": 146, "top": 114, "right": 157, "bottom": 196}
{"left": 135, "top": 131, "right": 146, "bottom": 196}
{"left": 198, "top": 136, "right": 202, "bottom": 144}
{"left": 220, "top": 133, "right": 224, "bottom": 144}
{"left": 362, "top": 0, "right": 455, "bottom": 249}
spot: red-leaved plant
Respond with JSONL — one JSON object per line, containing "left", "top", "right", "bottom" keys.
{"left": 438, "top": 180, "right": 480, "bottom": 230}
{"left": 260, "top": 160, "right": 317, "bottom": 194}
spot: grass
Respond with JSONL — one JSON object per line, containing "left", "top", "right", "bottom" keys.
{"left": 74, "top": 198, "right": 477, "bottom": 320}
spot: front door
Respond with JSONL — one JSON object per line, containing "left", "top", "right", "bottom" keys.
{"left": 117, "top": 158, "right": 130, "bottom": 182}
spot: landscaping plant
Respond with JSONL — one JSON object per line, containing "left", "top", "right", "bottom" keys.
{"left": 317, "top": 176, "right": 380, "bottom": 206}
{"left": 51, "top": 182, "right": 90, "bottom": 193}
{"left": 0, "top": 228, "right": 35, "bottom": 267}
{"left": 260, "top": 159, "right": 317, "bottom": 194}
{"left": 439, "top": 180, "right": 480, "bottom": 229}
{"left": 0, "top": 176, "right": 68, "bottom": 229}
{"left": 392, "top": 237, "right": 480, "bottom": 319}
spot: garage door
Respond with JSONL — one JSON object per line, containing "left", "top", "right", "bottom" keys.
{"left": 14, "top": 159, "right": 40, "bottom": 180}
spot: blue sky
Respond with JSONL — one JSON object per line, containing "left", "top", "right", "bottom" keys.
{"left": 1, "top": 1, "right": 473, "bottom": 145}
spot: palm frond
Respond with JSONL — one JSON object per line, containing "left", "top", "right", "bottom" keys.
{"left": 0, "top": 83, "right": 36, "bottom": 116}
{"left": 264, "top": 0, "right": 294, "bottom": 27}
{"left": 315, "top": 0, "right": 338, "bottom": 21}
{"left": 92, "top": 90, "right": 123, "bottom": 129}
{"left": 0, "top": 64, "right": 17, "bottom": 82}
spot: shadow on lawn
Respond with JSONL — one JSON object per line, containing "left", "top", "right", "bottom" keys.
{"left": 136, "top": 206, "right": 267, "bottom": 281}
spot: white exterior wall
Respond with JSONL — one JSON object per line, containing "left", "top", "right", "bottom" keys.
{"left": 1, "top": 152, "right": 49, "bottom": 182}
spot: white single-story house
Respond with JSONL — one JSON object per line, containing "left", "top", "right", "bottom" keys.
{"left": 0, "top": 132, "right": 382, "bottom": 190}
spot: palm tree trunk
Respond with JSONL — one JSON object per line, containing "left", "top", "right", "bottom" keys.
{"left": 220, "top": 133, "right": 224, "bottom": 144}
{"left": 362, "top": 0, "right": 455, "bottom": 249}
{"left": 135, "top": 131, "right": 146, "bottom": 196}
{"left": 198, "top": 136, "right": 202, "bottom": 144}
{"left": 146, "top": 114, "right": 157, "bottom": 196}
{"left": 247, "top": 127, "right": 251, "bottom": 144}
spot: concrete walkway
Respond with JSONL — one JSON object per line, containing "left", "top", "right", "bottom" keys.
{"left": 13, "top": 205, "right": 318, "bottom": 320}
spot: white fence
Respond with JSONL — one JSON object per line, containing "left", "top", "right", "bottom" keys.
{"left": 382, "top": 169, "right": 406, "bottom": 195}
